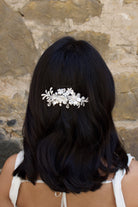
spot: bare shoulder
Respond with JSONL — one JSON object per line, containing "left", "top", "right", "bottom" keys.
{"left": 122, "top": 158, "right": 138, "bottom": 207}
{"left": 0, "top": 154, "right": 17, "bottom": 198}
{"left": 127, "top": 158, "right": 138, "bottom": 180}
{"left": 1, "top": 154, "right": 17, "bottom": 173}
{"left": 129, "top": 158, "right": 138, "bottom": 172}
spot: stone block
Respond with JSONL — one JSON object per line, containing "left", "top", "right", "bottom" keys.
{"left": 0, "top": 95, "right": 27, "bottom": 117}
{"left": 124, "top": 0, "right": 138, "bottom": 3}
{"left": 0, "top": 116, "right": 23, "bottom": 140}
{"left": 117, "top": 126, "right": 138, "bottom": 160}
{"left": 4, "top": 0, "right": 30, "bottom": 10}
{"left": 137, "top": 38, "right": 138, "bottom": 55}
{"left": 114, "top": 72, "right": 138, "bottom": 93}
{"left": 113, "top": 72, "right": 138, "bottom": 121}
{"left": 22, "top": 0, "right": 103, "bottom": 24}
{"left": 7, "top": 119, "right": 17, "bottom": 126}
{"left": 113, "top": 92, "right": 138, "bottom": 120}
{"left": 0, "top": 0, "right": 38, "bottom": 76}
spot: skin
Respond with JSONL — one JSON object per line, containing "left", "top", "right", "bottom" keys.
{"left": 0, "top": 154, "right": 138, "bottom": 207}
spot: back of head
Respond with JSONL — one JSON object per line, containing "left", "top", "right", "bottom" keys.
{"left": 13, "top": 36, "right": 128, "bottom": 193}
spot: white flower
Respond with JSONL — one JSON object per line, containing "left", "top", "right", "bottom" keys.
{"left": 55, "top": 95, "right": 67, "bottom": 104}
{"left": 41, "top": 87, "right": 88, "bottom": 108}
{"left": 57, "top": 88, "right": 66, "bottom": 95}
{"left": 66, "top": 88, "right": 74, "bottom": 95}
{"left": 52, "top": 100, "right": 59, "bottom": 105}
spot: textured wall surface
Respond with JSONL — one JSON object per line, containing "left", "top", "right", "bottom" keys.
{"left": 0, "top": 0, "right": 138, "bottom": 167}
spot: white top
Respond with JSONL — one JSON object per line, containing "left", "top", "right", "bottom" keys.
{"left": 9, "top": 151, "right": 135, "bottom": 207}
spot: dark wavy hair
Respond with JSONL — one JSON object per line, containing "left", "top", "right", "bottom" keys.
{"left": 13, "top": 36, "right": 128, "bottom": 193}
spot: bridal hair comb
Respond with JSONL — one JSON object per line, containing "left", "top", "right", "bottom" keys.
{"left": 41, "top": 87, "right": 89, "bottom": 109}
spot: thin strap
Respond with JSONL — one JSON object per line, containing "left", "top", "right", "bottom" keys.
{"left": 112, "top": 153, "right": 135, "bottom": 207}
{"left": 14, "top": 151, "right": 24, "bottom": 169}
{"left": 127, "top": 153, "right": 135, "bottom": 166}
{"left": 9, "top": 176, "right": 22, "bottom": 207}
{"left": 112, "top": 169, "right": 126, "bottom": 207}
{"left": 61, "top": 192, "right": 67, "bottom": 207}
{"left": 9, "top": 151, "right": 24, "bottom": 207}
{"left": 54, "top": 192, "right": 67, "bottom": 207}
{"left": 102, "top": 179, "right": 112, "bottom": 184}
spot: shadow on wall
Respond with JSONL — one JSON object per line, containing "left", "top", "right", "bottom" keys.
{"left": 0, "top": 139, "right": 21, "bottom": 169}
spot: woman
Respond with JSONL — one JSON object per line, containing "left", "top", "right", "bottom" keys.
{"left": 0, "top": 36, "right": 138, "bottom": 207}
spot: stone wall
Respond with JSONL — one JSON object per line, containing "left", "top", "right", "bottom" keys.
{"left": 0, "top": 0, "right": 138, "bottom": 168}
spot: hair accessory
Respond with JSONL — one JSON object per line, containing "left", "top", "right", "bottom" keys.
{"left": 41, "top": 87, "right": 89, "bottom": 108}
